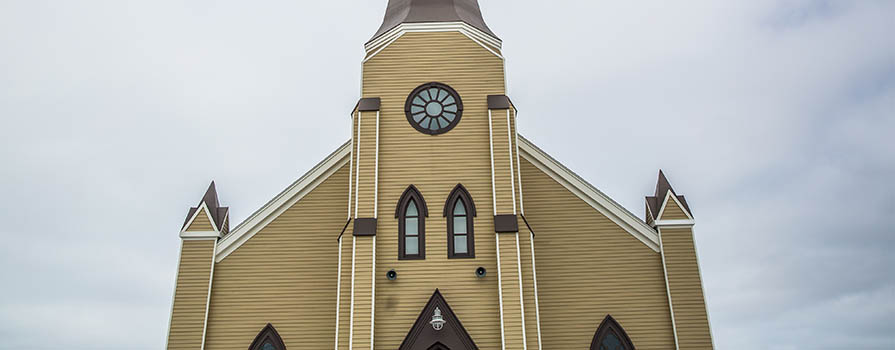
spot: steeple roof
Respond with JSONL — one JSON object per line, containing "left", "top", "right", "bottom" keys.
{"left": 182, "top": 181, "right": 230, "bottom": 233}
{"left": 645, "top": 170, "right": 693, "bottom": 221}
{"left": 369, "top": 0, "right": 499, "bottom": 43}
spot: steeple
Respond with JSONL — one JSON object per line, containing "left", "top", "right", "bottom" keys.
{"left": 181, "top": 181, "right": 230, "bottom": 235}
{"left": 645, "top": 170, "right": 693, "bottom": 224}
{"left": 370, "top": 0, "right": 499, "bottom": 43}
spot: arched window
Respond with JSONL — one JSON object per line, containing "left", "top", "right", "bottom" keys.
{"left": 590, "top": 315, "right": 635, "bottom": 350}
{"left": 444, "top": 184, "right": 476, "bottom": 258}
{"left": 249, "top": 323, "right": 287, "bottom": 350}
{"left": 397, "top": 185, "right": 427, "bottom": 260}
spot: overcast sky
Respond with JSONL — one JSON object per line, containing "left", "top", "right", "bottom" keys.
{"left": 1, "top": 1, "right": 893, "bottom": 349}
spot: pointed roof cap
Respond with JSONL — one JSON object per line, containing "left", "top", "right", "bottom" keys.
{"left": 370, "top": 0, "right": 499, "bottom": 43}
{"left": 182, "top": 181, "right": 230, "bottom": 233}
{"left": 645, "top": 170, "right": 693, "bottom": 221}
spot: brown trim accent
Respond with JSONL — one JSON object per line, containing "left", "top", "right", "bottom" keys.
{"left": 182, "top": 181, "right": 229, "bottom": 232}
{"left": 368, "top": 0, "right": 499, "bottom": 44}
{"left": 494, "top": 214, "right": 518, "bottom": 233}
{"left": 398, "top": 289, "right": 478, "bottom": 350}
{"left": 444, "top": 184, "right": 476, "bottom": 259}
{"left": 404, "top": 82, "right": 464, "bottom": 136}
{"left": 357, "top": 97, "right": 381, "bottom": 112}
{"left": 248, "top": 323, "right": 287, "bottom": 350}
{"left": 353, "top": 218, "right": 378, "bottom": 236}
{"left": 397, "top": 185, "right": 428, "bottom": 260}
{"left": 487, "top": 95, "right": 512, "bottom": 110}
{"left": 337, "top": 218, "right": 352, "bottom": 241}
{"left": 590, "top": 315, "right": 636, "bottom": 350}
{"left": 520, "top": 214, "right": 535, "bottom": 237}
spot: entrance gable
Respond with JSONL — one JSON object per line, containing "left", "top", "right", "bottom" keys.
{"left": 400, "top": 290, "right": 478, "bottom": 350}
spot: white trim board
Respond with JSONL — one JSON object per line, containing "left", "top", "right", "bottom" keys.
{"left": 216, "top": 142, "right": 351, "bottom": 262}
{"left": 181, "top": 202, "right": 219, "bottom": 234}
{"left": 364, "top": 22, "right": 503, "bottom": 62}
{"left": 657, "top": 190, "right": 694, "bottom": 221}
{"left": 517, "top": 135, "right": 660, "bottom": 252}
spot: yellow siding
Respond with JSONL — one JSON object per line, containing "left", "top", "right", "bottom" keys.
{"left": 186, "top": 208, "right": 215, "bottom": 231}
{"left": 520, "top": 158, "right": 676, "bottom": 350}
{"left": 354, "top": 111, "right": 378, "bottom": 218}
{"left": 497, "top": 232, "right": 525, "bottom": 349}
{"left": 363, "top": 31, "right": 507, "bottom": 349}
{"left": 204, "top": 164, "right": 350, "bottom": 350}
{"left": 659, "top": 197, "right": 690, "bottom": 220}
{"left": 491, "top": 109, "right": 516, "bottom": 214}
{"left": 661, "top": 228, "right": 713, "bottom": 349}
{"left": 168, "top": 239, "right": 215, "bottom": 350}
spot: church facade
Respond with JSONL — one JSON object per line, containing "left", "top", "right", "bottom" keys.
{"left": 166, "top": 1, "right": 715, "bottom": 349}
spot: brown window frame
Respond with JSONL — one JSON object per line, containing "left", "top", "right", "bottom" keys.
{"left": 396, "top": 185, "right": 428, "bottom": 260}
{"left": 590, "top": 315, "right": 636, "bottom": 350}
{"left": 444, "top": 184, "right": 476, "bottom": 259}
{"left": 249, "top": 323, "right": 287, "bottom": 350}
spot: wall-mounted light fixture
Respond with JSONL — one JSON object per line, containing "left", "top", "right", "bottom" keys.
{"left": 386, "top": 269, "right": 397, "bottom": 281}
{"left": 475, "top": 267, "right": 487, "bottom": 278}
{"left": 430, "top": 307, "right": 445, "bottom": 331}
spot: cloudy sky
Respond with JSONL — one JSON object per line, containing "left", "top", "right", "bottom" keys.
{"left": 1, "top": 0, "right": 893, "bottom": 349}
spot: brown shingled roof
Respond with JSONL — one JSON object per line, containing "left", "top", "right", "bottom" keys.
{"left": 181, "top": 181, "right": 229, "bottom": 231}
{"left": 369, "top": 0, "right": 499, "bottom": 43}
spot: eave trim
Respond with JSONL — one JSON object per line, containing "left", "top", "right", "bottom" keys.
{"left": 518, "top": 135, "right": 660, "bottom": 252}
{"left": 215, "top": 141, "right": 351, "bottom": 262}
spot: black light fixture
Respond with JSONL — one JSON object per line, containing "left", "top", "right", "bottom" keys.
{"left": 386, "top": 269, "right": 398, "bottom": 281}
{"left": 475, "top": 267, "right": 487, "bottom": 278}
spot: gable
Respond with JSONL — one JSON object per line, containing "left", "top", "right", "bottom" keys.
{"left": 657, "top": 192, "right": 692, "bottom": 221}
{"left": 184, "top": 206, "right": 215, "bottom": 232}
{"left": 518, "top": 136, "right": 659, "bottom": 251}
{"left": 400, "top": 290, "right": 478, "bottom": 350}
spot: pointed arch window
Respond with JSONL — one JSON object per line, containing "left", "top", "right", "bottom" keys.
{"left": 397, "top": 185, "right": 428, "bottom": 260}
{"left": 249, "top": 323, "right": 287, "bottom": 350}
{"left": 590, "top": 315, "right": 636, "bottom": 350}
{"left": 444, "top": 184, "right": 476, "bottom": 258}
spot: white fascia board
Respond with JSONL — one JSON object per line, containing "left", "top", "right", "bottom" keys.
{"left": 517, "top": 136, "right": 660, "bottom": 252}
{"left": 180, "top": 231, "right": 221, "bottom": 239}
{"left": 181, "top": 201, "right": 219, "bottom": 234}
{"left": 656, "top": 190, "right": 693, "bottom": 221}
{"left": 216, "top": 141, "right": 352, "bottom": 262}
{"left": 654, "top": 219, "right": 696, "bottom": 227}
{"left": 364, "top": 22, "right": 503, "bottom": 63}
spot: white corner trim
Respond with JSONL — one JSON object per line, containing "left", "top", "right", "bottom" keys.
{"left": 691, "top": 227, "right": 719, "bottom": 350}
{"left": 199, "top": 241, "right": 217, "bottom": 350}
{"left": 517, "top": 136, "right": 660, "bottom": 252}
{"left": 658, "top": 228, "right": 681, "bottom": 350}
{"left": 654, "top": 219, "right": 696, "bottom": 227}
{"left": 181, "top": 201, "right": 219, "bottom": 234}
{"left": 363, "top": 22, "right": 503, "bottom": 63}
{"left": 514, "top": 233, "right": 528, "bottom": 350}
{"left": 656, "top": 190, "right": 693, "bottom": 221}
{"left": 529, "top": 233, "right": 543, "bottom": 350}
{"left": 215, "top": 142, "right": 351, "bottom": 262}
{"left": 488, "top": 110, "right": 498, "bottom": 216}
{"left": 334, "top": 236, "right": 343, "bottom": 350}
{"left": 495, "top": 233, "right": 507, "bottom": 350}
{"left": 164, "top": 240, "right": 184, "bottom": 350}
{"left": 370, "top": 236, "right": 376, "bottom": 350}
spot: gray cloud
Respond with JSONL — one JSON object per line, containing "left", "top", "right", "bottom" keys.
{"left": 1, "top": 0, "right": 892, "bottom": 349}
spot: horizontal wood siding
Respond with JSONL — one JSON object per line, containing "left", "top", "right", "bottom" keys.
{"left": 363, "top": 31, "right": 506, "bottom": 349}
{"left": 186, "top": 208, "right": 215, "bottom": 231}
{"left": 661, "top": 228, "right": 713, "bottom": 349}
{"left": 520, "top": 158, "right": 676, "bottom": 349}
{"left": 204, "top": 164, "right": 349, "bottom": 350}
{"left": 659, "top": 198, "right": 690, "bottom": 220}
{"left": 167, "top": 239, "right": 215, "bottom": 350}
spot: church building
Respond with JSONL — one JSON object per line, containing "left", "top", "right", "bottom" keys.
{"left": 166, "top": 1, "right": 715, "bottom": 349}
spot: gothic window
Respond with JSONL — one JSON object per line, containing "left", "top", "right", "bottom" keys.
{"left": 590, "top": 315, "right": 635, "bottom": 350}
{"left": 444, "top": 184, "right": 476, "bottom": 258}
{"left": 249, "top": 323, "right": 287, "bottom": 350}
{"left": 397, "top": 185, "right": 428, "bottom": 260}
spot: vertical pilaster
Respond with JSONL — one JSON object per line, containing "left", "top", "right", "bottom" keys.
{"left": 339, "top": 99, "right": 381, "bottom": 350}
{"left": 658, "top": 225, "right": 714, "bottom": 350}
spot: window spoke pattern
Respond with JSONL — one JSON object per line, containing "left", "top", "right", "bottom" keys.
{"left": 444, "top": 184, "right": 476, "bottom": 258}
{"left": 405, "top": 82, "right": 463, "bottom": 135}
{"left": 397, "top": 185, "right": 428, "bottom": 260}
{"left": 590, "top": 315, "right": 636, "bottom": 350}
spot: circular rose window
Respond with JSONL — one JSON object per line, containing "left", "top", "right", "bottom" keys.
{"left": 404, "top": 82, "right": 463, "bottom": 135}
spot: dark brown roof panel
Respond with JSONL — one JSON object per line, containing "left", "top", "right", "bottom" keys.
{"left": 369, "top": 0, "right": 499, "bottom": 43}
